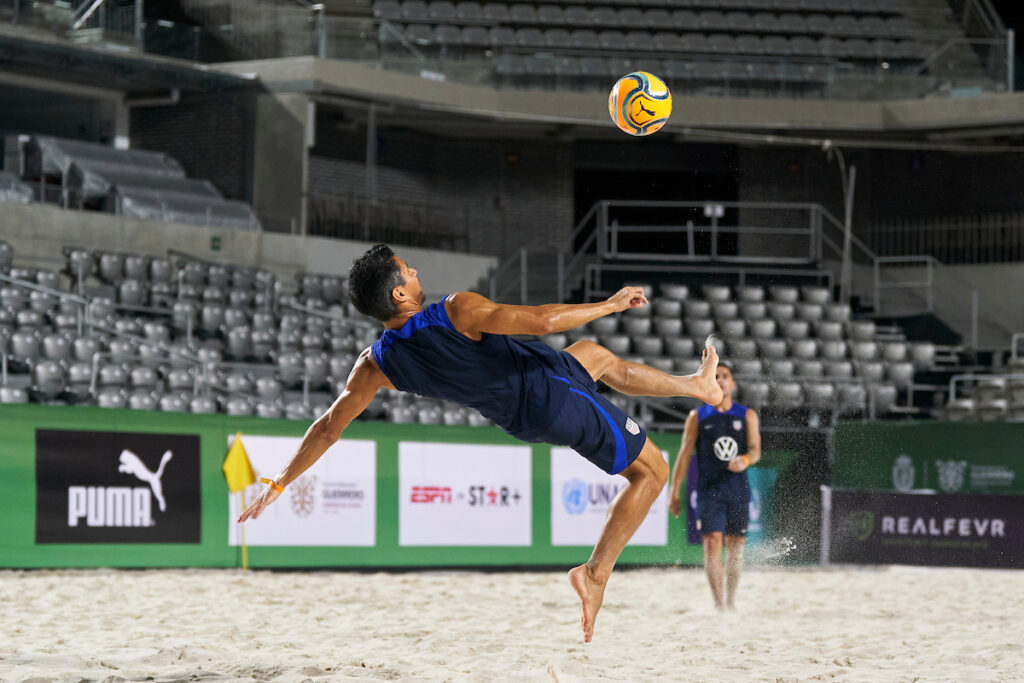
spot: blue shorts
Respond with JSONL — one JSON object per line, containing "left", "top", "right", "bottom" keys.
{"left": 523, "top": 352, "right": 648, "bottom": 475}
{"left": 697, "top": 493, "right": 749, "bottom": 537}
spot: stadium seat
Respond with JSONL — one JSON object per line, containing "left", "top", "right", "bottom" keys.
{"left": 804, "top": 381, "right": 836, "bottom": 409}
{"left": 796, "top": 359, "right": 824, "bottom": 378}
{"left": 944, "top": 397, "right": 975, "bottom": 421}
{"left": 838, "top": 383, "right": 867, "bottom": 415}
{"left": 773, "top": 382, "right": 805, "bottom": 409}
{"left": 739, "top": 380, "right": 770, "bottom": 408}
{"left": 684, "top": 300, "right": 712, "bottom": 319}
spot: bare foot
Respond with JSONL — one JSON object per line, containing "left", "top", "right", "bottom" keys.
{"left": 694, "top": 345, "right": 724, "bottom": 405}
{"left": 568, "top": 564, "right": 606, "bottom": 643}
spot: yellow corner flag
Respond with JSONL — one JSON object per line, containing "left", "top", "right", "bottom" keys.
{"left": 223, "top": 432, "right": 256, "bottom": 493}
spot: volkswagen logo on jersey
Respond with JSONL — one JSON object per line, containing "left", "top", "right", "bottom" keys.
{"left": 713, "top": 435, "right": 739, "bottom": 461}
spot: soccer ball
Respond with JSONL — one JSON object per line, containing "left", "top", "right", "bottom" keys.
{"left": 608, "top": 71, "right": 672, "bottom": 137}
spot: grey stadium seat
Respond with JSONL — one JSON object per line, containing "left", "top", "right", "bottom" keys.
{"left": 770, "top": 286, "right": 799, "bottom": 304}
{"left": 882, "top": 341, "right": 909, "bottom": 363}
{"left": 886, "top": 361, "right": 914, "bottom": 388}
{"left": 686, "top": 319, "right": 714, "bottom": 339}
{"left": 684, "top": 300, "right": 712, "bottom": 319}
{"left": 730, "top": 339, "right": 758, "bottom": 359}
{"left": 733, "top": 359, "right": 763, "bottom": 377}
{"left": 758, "top": 339, "right": 788, "bottom": 360}
{"left": 654, "top": 300, "right": 682, "bottom": 318}
{"left": 713, "top": 302, "right": 739, "bottom": 320}
{"left": 796, "top": 359, "right": 824, "bottom": 378}
{"left": 944, "top": 398, "right": 975, "bottom": 421}
{"left": 838, "top": 384, "right": 867, "bottom": 416}
{"left": 773, "top": 382, "right": 805, "bottom": 409}
{"left": 768, "top": 303, "right": 796, "bottom": 321}
{"left": 655, "top": 318, "right": 683, "bottom": 337}
{"left": 804, "top": 381, "right": 836, "bottom": 409}
{"left": 816, "top": 321, "right": 844, "bottom": 341}
{"left": 665, "top": 338, "right": 696, "bottom": 358}
{"left": 750, "top": 319, "right": 777, "bottom": 339}
{"left": 766, "top": 359, "right": 796, "bottom": 378}
{"left": 660, "top": 284, "right": 689, "bottom": 301}
{"left": 702, "top": 284, "right": 732, "bottom": 302}
{"left": 820, "top": 340, "right": 848, "bottom": 361}
{"left": 740, "top": 380, "right": 770, "bottom": 408}
{"left": 783, "top": 321, "right": 811, "bottom": 340}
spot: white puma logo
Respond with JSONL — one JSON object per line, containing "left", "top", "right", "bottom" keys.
{"left": 118, "top": 449, "right": 173, "bottom": 512}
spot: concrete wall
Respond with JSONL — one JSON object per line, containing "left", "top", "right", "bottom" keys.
{"left": 0, "top": 202, "right": 496, "bottom": 301}
{"left": 309, "top": 128, "right": 574, "bottom": 259}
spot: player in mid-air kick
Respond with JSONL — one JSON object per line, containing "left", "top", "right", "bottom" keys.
{"left": 239, "top": 244, "right": 722, "bottom": 642}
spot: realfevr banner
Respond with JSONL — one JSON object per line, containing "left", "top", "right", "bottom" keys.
{"left": 829, "top": 488, "right": 1023, "bottom": 568}
{"left": 551, "top": 447, "right": 668, "bottom": 546}
{"left": 228, "top": 435, "right": 376, "bottom": 547}
{"left": 36, "top": 429, "right": 200, "bottom": 544}
{"left": 399, "top": 442, "right": 532, "bottom": 546}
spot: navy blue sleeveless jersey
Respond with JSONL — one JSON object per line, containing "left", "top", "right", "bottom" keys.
{"left": 695, "top": 403, "right": 751, "bottom": 501}
{"left": 370, "top": 299, "right": 648, "bottom": 474}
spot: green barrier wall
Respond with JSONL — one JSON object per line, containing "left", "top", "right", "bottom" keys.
{"left": 1, "top": 405, "right": 797, "bottom": 569}
{"left": 833, "top": 421, "right": 1024, "bottom": 494}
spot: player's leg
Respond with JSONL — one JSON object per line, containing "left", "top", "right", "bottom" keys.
{"left": 565, "top": 339, "right": 723, "bottom": 405}
{"left": 702, "top": 531, "right": 725, "bottom": 610}
{"left": 568, "top": 437, "right": 668, "bottom": 643}
{"left": 724, "top": 535, "right": 746, "bottom": 610}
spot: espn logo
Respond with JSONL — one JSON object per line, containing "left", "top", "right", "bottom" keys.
{"left": 410, "top": 486, "right": 452, "bottom": 504}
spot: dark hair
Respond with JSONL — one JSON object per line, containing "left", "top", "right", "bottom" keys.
{"left": 348, "top": 244, "right": 404, "bottom": 321}
{"left": 717, "top": 361, "right": 733, "bottom": 375}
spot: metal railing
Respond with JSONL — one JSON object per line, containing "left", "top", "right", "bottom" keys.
{"left": 489, "top": 248, "right": 527, "bottom": 305}
{"left": 871, "top": 211, "right": 1024, "bottom": 265}
{"left": 871, "top": 255, "right": 941, "bottom": 315}
{"left": 948, "top": 372, "right": 1024, "bottom": 401}
{"left": 1011, "top": 333, "right": 1024, "bottom": 362}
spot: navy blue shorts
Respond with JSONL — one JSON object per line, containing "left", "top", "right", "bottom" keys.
{"left": 697, "top": 493, "right": 749, "bottom": 537}
{"left": 524, "top": 352, "right": 648, "bottom": 475}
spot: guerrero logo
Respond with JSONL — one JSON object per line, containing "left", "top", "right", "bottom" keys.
{"left": 36, "top": 430, "right": 200, "bottom": 544}
{"left": 713, "top": 436, "right": 739, "bottom": 461}
{"left": 892, "top": 454, "right": 915, "bottom": 491}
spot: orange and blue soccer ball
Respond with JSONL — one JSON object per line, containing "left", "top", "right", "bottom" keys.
{"left": 608, "top": 71, "right": 672, "bottom": 137}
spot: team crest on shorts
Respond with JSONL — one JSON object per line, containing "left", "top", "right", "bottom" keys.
{"left": 624, "top": 418, "right": 640, "bottom": 435}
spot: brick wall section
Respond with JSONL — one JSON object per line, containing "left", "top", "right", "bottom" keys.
{"left": 310, "top": 128, "right": 573, "bottom": 258}
{"left": 130, "top": 93, "right": 255, "bottom": 202}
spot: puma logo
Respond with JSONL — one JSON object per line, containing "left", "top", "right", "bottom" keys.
{"left": 638, "top": 101, "right": 655, "bottom": 117}
{"left": 118, "top": 449, "right": 173, "bottom": 512}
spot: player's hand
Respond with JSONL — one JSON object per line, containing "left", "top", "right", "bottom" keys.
{"left": 727, "top": 457, "right": 749, "bottom": 473}
{"left": 238, "top": 484, "right": 283, "bottom": 522}
{"left": 669, "top": 493, "right": 682, "bottom": 518}
{"left": 607, "top": 286, "right": 648, "bottom": 313}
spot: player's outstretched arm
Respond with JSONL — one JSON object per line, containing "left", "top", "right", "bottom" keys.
{"left": 445, "top": 287, "right": 648, "bottom": 338}
{"left": 668, "top": 410, "right": 699, "bottom": 517}
{"left": 238, "top": 348, "right": 391, "bottom": 522}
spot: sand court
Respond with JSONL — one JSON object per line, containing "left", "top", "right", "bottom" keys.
{"left": 1, "top": 565, "right": 1021, "bottom": 682}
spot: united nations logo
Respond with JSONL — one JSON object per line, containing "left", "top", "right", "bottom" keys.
{"left": 562, "top": 478, "right": 588, "bottom": 515}
{"left": 850, "top": 510, "right": 874, "bottom": 541}
{"left": 936, "top": 459, "right": 968, "bottom": 493}
{"left": 713, "top": 436, "right": 739, "bottom": 461}
{"left": 892, "top": 454, "right": 915, "bottom": 491}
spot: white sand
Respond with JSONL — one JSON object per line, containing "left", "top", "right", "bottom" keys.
{"left": 1, "top": 565, "right": 1022, "bottom": 682}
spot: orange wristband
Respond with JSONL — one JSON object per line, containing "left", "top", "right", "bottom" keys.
{"left": 740, "top": 456, "right": 751, "bottom": 468}
{"left": 259, "top": 477, "right": 284, "bottom": 493}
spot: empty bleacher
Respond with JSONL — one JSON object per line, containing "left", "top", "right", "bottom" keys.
{"left": 372, "top": 0, "right": 998, "bottom": 97}
{"left": 540, "top": 279, "right": 938, "bottom": 420}
{"left": 2, "top": 135, "right": 261, "bottom": 231}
